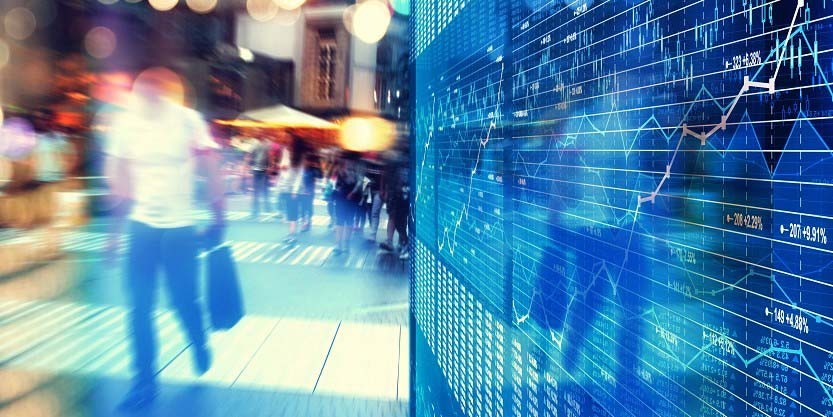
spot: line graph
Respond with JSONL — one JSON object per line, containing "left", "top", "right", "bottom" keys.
{"left": 412, "top": 0, "right": 833, "bottom": 416}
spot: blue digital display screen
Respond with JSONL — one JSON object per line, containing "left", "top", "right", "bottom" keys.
{"left": 412, "top": 0, "right": 833, "bottom": 416}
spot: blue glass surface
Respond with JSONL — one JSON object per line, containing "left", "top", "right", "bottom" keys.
{"left": 413, "top": 0, "right": 833, "bottom": 416}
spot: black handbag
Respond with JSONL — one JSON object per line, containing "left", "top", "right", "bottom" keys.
{"left": 206, "top": 245, "right": 244, "bottom": 330}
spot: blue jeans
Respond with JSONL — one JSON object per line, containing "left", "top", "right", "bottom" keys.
{"left": 251, "top": 170, "right": 270, "bottom": 215}
{"left": 125, "top": 221, "right": 206, "bottom": 384}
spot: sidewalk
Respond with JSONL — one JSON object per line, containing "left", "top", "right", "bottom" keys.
{"left": 0, "top": 193, "right": 410, "bottom": 417}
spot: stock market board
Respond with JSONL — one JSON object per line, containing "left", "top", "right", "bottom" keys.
{"left": 411, "top": 0, "right": 833, "bottom": 416}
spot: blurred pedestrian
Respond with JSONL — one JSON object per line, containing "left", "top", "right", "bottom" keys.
{"left": 299, "top": 153, "right": 321, "bottom": 232}
{"left": 333, "top": 155, "right": 363, "bottom": 254}
{"left": 277, "top": 136, "right": 308, "bottom": 243}
{"left": 379, "top": 150, "right": 410, "bottom": 259}
{"left": 364, "top": 159, "right": 383, "bottom": 241}
{"left": 355, "top": 161, "right": 371, "bottom": 231}
{"left": 249, "top": 135, "right": 271, "bottom": 219}
{"left": 33, "top": 109, "right": 73, "bottom": 184}
{"left": 322, "top": 157, "right": 337, "bottom": 229}
{"left": 104, "top": 68, "right": 225, "bottom": 410}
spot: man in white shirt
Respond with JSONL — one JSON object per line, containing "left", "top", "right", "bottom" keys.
{"left": 105, "top": 67, "right": 226, "bottom": 410}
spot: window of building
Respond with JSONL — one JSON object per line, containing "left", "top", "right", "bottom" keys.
{"left": 316, "top": 28, "right": 337, "bottom": 101}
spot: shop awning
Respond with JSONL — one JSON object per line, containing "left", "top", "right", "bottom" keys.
{"left": 215, "top": 105, "right": 339, "bottom": 129}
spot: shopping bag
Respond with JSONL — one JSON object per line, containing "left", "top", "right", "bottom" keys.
{"left": 206, "top": 245, "right": 244, "bottom": 330}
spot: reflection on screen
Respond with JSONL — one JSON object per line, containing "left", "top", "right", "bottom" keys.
{"left": 412, "top": 0, "right": 833, "bottom": 416}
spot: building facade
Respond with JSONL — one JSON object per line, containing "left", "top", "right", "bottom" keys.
{"left": 235, "top": 0, "right": 409, "bottom": 121}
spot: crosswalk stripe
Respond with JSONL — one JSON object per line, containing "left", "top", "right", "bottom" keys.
{"left": 14, "top": 305, "right": 111, "bottom": 370}
{"left": 230, "top": 241, "right": 254, "bottom": 258}
{"left": 59, "top": 233, "right": 87, "bottom": 250}
{"left": 42, "top": 309, "right": 125, "bottom": 372}
{"left": 251, "top": 243, "right": 280, "bottom": 263}
{"left": 63, "top": 233, "right": 97, "bottom": 251}
{"left": 0, "top": 303, "right": 89, "bottom": 359}
{"left": 274, "top": 246, "right": 299, "bottom": 264}
{"left": 0, "top": 299, "right": 39, "bottom": 321}
{"left": 30, "top": 229, "right": 400, "bottom": 272}
{"left": 0, "top": 300, "right": 75, "bottom": 341}
{"left": 260, "top": 244, "right": 285, "bottom": 264}
{"left": 289, "top": 246, "right": 314, "bottom": 266}
{"left": 237, "top": 242, "right": 268, "bottom": 261}
{"left": 83, "top": 311, "right": 177, "bottom": 376}
{"left": 304, "top": 247, "right": 327, "bottom": 266}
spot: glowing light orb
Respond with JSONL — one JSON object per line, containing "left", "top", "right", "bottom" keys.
{"left": 342, "top": 5, "right": 357, "bottom": 34}
{"left": 246, "top": 0, "right": 278, "bottom": 22}
{"left": 148, "top": 0, "right": 179, "bottom": 11}
{"left": 133, "top": 67, "right": 187, "bottom": 106}
{"left": 340, "top": 117, "right": 396, "bottom": 152}
{"left": 5, "top": 8, "right": 37, "bottom": 41}
{"left": 84, "top": 27, "right": 117, "bottom": 59}
{"left": 275, "top": 6, "right": 302, "bottom": 25}
{"left": 352, "top": 0, "right": 391, "bottom": 44}
{"left": 186, "top": 0, "right": 217, "bottom": 14}
{"left": 276, "top": 0, "right": 306, "bottom": 10}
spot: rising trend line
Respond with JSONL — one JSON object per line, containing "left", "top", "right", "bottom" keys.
{"left": 638, "top": 0, "right": 808, "bottom": 205}
{"left": 438, "top": 57, "right": 505, "bottom": 255}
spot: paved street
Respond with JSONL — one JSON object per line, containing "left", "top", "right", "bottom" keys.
{"left": 0, "top": 193, "right": 410, "bottom": 417}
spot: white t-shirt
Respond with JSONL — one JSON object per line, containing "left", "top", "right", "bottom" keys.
{"left": 107, "top": 100, "right": 219, "bottom": 228}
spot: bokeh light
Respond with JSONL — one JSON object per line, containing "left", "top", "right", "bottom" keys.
{"left": 275, "top": 6, "right": 302, "bottom": 26}
{"left": 1, "top": 118, "right": 36, "bottom": 159}
{"left": 186, "top": 0, "right": 218, "bottom": 14}
{"left": 84, "top": 27, "right": 117, "bottom": 59}
{"left": 246, "top": 0, "right": 279, "bottom": 22}
{"left": 98, "top": 0, "right": 119, "bottom": 5}
{"left": 5, "top": 8, "right": 37, "bottom": 41}
{"left": 132, "top": 67, "right": 188, "bottom": 106}
{"left": 276, "top": 0, "right": 306, "bottom": 10}
{"left": 148, "top": 0, "right": 179, "bottom": 12}
{"left": 342, "top": 4, "right": 357, "bottom": 34}
{"left": 389, "top": 0, "right": 410, "bottom": 15}
{"left": 91, "top": 72, "right": 133, "bottom": 104}
{"left": 351, "top": 0, "right": 391, "bottom": 44}
{"left": 340, "top": 117, "right": 396, "bottom": 152}
{"left": 0, "top": 40, "right": 9, "bottom": 69}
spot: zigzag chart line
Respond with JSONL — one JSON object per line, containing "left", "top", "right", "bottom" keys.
{"left": 437, "top": 58, "right": 505, "bottom": 256}
{"left": 510, "top": 0, "right": 833, "bottom": 414}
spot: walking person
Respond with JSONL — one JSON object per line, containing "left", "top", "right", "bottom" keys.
{"left": 356, "top": 168, "right": 372, "bottom": 231}
{"left": 249, "top": 135, "right": 271, "bottom": 219}
{"left": 333, "top": 155, "right": 363, "bottom": 254}
{"left": 104, "top": 68, "right": 226, "bottom": 410}
{"left": 364, "top": 159, "right": 384, "bottom": 241}
{"left": 299, "top": 154, "right": 321, "bottom": 232}
{"left": 278, "top": 138, "right": 306, "bottom": 244}
{"left": 322, "top": 161, "right": 337, "bottom": 229}
{"left": 379, "top": 150, "right": 410, "bottom": 259}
